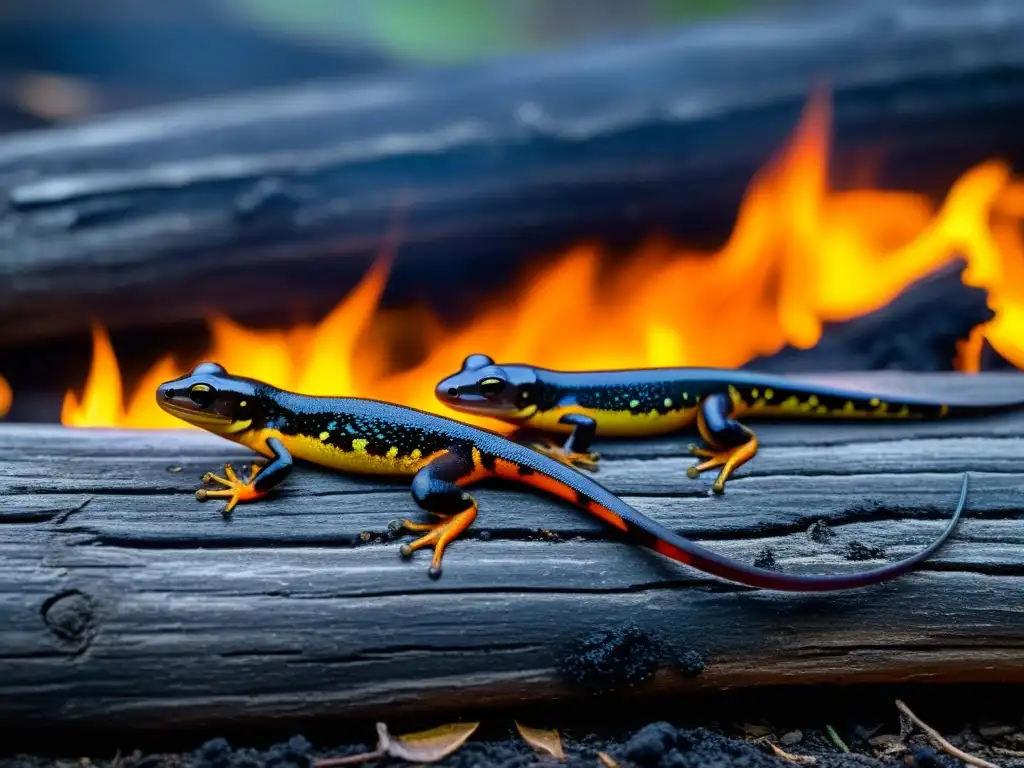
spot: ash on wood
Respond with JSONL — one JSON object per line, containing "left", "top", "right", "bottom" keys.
{"left": 1, "top": 0, "right": 1024, "bottom": 347}
{"left": 3, "top": 372, "right": 1024, "bottom": 731}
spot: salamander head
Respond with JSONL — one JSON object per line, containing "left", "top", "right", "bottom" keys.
{"left": 156, "top": 361, "right": 262, "bottom": 436}
{"left": 435, "top": 353, "right": 540, "bottom": 421}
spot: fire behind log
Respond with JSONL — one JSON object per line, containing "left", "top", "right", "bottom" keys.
{"left": 0, "top": 0, "right": 1023, "bottom": 349}
{"left": 0, "top": 254, "right": 1000, "bottom": 427}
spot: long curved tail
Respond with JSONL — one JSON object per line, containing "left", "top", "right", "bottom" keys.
{"left": 603, "top": 474, "right": 966, "bottom": 591}
{"left": 500, "top": 440, "right": 967, "bottom": 591}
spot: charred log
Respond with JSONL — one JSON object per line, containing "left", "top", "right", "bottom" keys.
{"left": 746, "top": 258, "right": 994, "bottom": 373}
{"left": 0, "top": 0, "right": 1023, "bottom": 347}
{"left": 3, "top": 372, "right": 1024, "bottom": 731}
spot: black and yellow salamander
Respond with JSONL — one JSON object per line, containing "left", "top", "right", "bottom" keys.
{"left": 157, "top": 362, "right": 969, "bottom": 590}
{"left": 435, "top": 353, "right": 1022, "bottom": 493}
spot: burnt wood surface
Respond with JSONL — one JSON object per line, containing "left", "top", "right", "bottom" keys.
{"left": 1, "top": 0, "right": 1024, "bottom": 347}
{"left": 3, "top": 372, "right": 1024, "bottom": 730}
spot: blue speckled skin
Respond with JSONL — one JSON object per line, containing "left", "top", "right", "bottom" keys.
{"left": 435, "top": 355, "right": 1024, "bottom": 494}
{"left": 439, "top": 359, "right": 1024, "bottom": 429}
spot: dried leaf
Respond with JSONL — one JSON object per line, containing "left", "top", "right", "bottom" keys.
{"left": 596, "top": 752, "right": 620, "bottom": 767}
{"left": 384, "top": 721, "right": 480, "bottom": 763}
{"left": 314, "top": 721, "right": 478, "bottom": 767}
{"left": 515, "top": 721, "right": 566, "bottom": 760}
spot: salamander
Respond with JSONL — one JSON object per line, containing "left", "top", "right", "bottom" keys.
{"left": 156, "top": 361, "right": 967, "bottom": 590}
{"left": 435, "top": 353, "right": 1024, "bottom": 493}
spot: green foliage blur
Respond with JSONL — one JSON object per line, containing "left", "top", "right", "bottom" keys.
{"left": 220, "top": 0, "right": 759, "bottom": 63}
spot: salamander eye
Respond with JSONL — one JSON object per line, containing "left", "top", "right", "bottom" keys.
{"left": 189, "top": 383, "right": 216, "bottom": 407}
{"left": 477, "top": 377, "right": 506, "bottom": 398}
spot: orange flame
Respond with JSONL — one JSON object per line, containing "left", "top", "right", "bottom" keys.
{"left": 0, "top": 373, "right": 11, "bottom": 419}
{"left": 58, "top": 91, "right": 1024, "bottom": 430}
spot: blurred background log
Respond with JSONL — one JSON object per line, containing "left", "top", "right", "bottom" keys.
{"left": 0, "top": 0, "right": 1023, "bottom": 350}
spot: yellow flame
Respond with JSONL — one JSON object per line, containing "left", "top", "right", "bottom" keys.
{"left": 59, "top": 90, "right": 1024, "bottom": 430}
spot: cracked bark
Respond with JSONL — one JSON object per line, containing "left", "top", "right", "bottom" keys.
{"left": 2, "top": 372, "right": 1024, "bottom": 730}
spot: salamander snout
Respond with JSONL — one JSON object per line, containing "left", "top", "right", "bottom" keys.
{"left": 434, "top": 357, "right": 539, "bottom": 420}
{"left": 434, "top": 375, "right": 468, "bottom": 406}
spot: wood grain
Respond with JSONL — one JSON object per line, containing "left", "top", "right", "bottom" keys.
{"left": 2, "top": 372, "right": 1024, "bottom": 730}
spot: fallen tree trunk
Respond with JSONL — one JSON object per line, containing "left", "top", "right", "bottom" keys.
{"left": 3, "top": 372, "right": 1024, "bottom": 730}
{"left": 1, "top": 0, "right": 1024, "bottom": 347}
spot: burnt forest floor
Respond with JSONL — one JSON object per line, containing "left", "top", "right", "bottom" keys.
{"left": 3, "top": 684, "right": 1024, "bottom": 768}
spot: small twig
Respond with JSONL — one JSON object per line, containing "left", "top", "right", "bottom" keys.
{"left": 992, "top": 747, "right": 1024, "bottom": 758}
{"left": 895, "top": 699, "right": 1001, "bottom": 768}
{"left": 766, "top": 741, "right": 817, "bottom": 764}
{"left": 825, "top": 725, "right": 849, "bottom": 753}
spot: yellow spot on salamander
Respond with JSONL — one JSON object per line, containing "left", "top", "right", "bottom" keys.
{"left": 843, "top": 401, "right": 855, "bottom": 412}
{"left": 664, "top": 398, "right": 673, "bottom": 408}
{"left": 939, "top": 404, "right": 949, "bottom": 417}
{"left": 239, "top": 400, "right": 247, "bottom": 408}
{"left": 807, "top": 395, "right": 818, "bottom": 407}
{"left": 682, "top": 392, "right": 688, "bottom": 400}
{"left": 870, "top": 398, "right": 880, "bottom": 407}
{"left": 387, "top": 446, "right": 399, "bottom": 459}
{"left": 352, "top": 438, "right": 368, "bottom": 452}
{"left": 319, "top": 431, "right": 330, "bottom": 441}
{"left": 751, "top": 388, "right": 759, "bottom": 398}
{"left": 727, "top": 385, "right": 741, "bottom": 402}
{"left": 781, "top": 396, "right": 800, "bottom": 409}
{"left": 764, "top": 388, "right": 774, "bottom": 400}
{"left": 897, "top": 405, "right": 910, "bottom": 417}
{"left": 411, "top": 448, "right": 422, "bottom": 460}
{"left": 629, "top": 399, "right": 640, "bottom": 408}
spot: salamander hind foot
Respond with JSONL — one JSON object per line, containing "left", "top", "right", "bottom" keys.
{"left": 686, "top": 392, "right": 760, "bottom": 495}
{"left": 685, "top": 442, "right": 758, "bottom": 494}
{"left": 395, "top": 449, "right": 483, "bottom": 579}
{"left": 390, "top": 503, "right": 478, "bottom": 579}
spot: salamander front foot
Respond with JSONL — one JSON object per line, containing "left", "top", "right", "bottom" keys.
{"left": 195, "top": 462, "right": 266, "bottom": 515}
{"left": 392, "top": 503, "right": 478, "bottom": 579}
{"left": 528, "top": 440, "right": 601, "bottom": 472}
